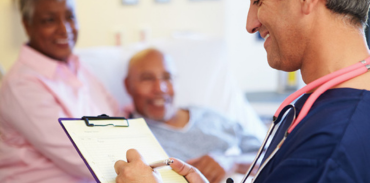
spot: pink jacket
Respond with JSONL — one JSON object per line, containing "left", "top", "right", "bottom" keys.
{"left": 0, "top": 45, "right": 120, "bottom": 183}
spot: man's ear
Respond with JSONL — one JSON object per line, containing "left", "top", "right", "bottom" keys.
{"left": 301, "top": 0, "right": 321, "bottom": 15}
{"left": 124, "top": 77, "right": 132, "bottom": 96}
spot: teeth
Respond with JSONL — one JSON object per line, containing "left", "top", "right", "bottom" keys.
{"left": 264, "top": 34, "right": 270, "bottom": 40}
{"left": 153, "top": 99, "right": 165, "bottom": 106}
{"left": 56, "top": 39, "right": 70, "bottom": 44}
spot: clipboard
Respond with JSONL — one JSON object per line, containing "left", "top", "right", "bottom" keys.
{"left": 59, "top": 114, "right": 188, "bottom": 183}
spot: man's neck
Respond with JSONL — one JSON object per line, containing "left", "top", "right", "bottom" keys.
{"left": 300, "top": 15, "right": 370, "bottom": 90}
{"left": 164, "top": 109, "right": 190, "bottom": 128}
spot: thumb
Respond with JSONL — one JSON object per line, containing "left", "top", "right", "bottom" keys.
{"left": 170, "top": 158, "right": 208, "bottom": 183}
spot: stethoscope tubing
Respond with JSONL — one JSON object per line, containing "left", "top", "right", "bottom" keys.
{"left": 240, "top": 122, "right": 276, "bottom": 183}
{"left": 240, "top": 58, "right": 370, "bottom": 183}
{"left": 275, "top": 59, "right": 370, "bottom": 118}
{"left": 289, "top": 65, "right": 370, "bottom": 133}
{"left": 240, "top": 105, "right": 295, "bottom": 183}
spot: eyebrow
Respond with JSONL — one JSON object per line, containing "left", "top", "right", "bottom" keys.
{"left": 140, "top": 72, "right": 154, "bottom": 76}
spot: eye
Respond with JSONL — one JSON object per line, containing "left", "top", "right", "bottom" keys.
{"left": 42, "top": 17, "right": 55, "bottom": 24}
{"left": 140, "top": 74, "right": 156, "bottom": 82}
{"left": 141, "top": 77, "right": 155, "bottom": 81}
{"left": 67, "top": 13, "right": 76, "bottom": 21}
{"left": 163, "top": 73, "right": 173, "bottom": 81}
{"left": 253, "top": 0, "right": 261, "bottom": 6}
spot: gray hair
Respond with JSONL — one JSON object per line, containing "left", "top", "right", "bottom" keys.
{"left": 326, "top": 0, "right": 370, "bottom": 27}
{"left": 18, "top": 0, "right": 65, "bottom": 24}
{"left": 18, "top": 0, "right": 37, "bottom": 24}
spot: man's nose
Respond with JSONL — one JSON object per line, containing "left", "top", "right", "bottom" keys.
{"left": 153, "top": 79, "right": 167, "bottom": 93}
{"left": 246, "top": 4, "right": 262, "bottom": 34}
{"left": 58, "top": 19, "right": 73, "bottom": 36}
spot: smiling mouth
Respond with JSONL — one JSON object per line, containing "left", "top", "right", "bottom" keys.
{"left": 153, "top": 99, "right": 166, "bottom": 107}
{"left": 55, "top": 39, "right": 73, "bottom": 45}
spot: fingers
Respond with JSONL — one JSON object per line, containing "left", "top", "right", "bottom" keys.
{"left": 126, "top": 149, "right": 145, "bottom": 164}
{"left": 188, "top": 155, "right": 226, "bottom": 183}
{"left": 115, "top": 149, "right": 161, "bottom": 183}
{"left": 114, "top": 160, "right": 127, "bottom": 175}
{"left": 236, "top": 163, "right": 259, "bottom": 176}
{"left": 115, "top": 149, "right": 145, "bottom": 175}
{"left": 170, "top": 158, "right": 208, "bottom": 183}
{"left": 171, "top": 158, "right": 195, "bottom": 176}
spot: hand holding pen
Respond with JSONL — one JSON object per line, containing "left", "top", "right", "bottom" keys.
{"left": 115, "top": 149, "right": 208, "bottom": 183}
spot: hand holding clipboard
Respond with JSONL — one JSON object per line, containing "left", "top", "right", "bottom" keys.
{"left": 59, "top": 115, "right": 188, "bottom": 183}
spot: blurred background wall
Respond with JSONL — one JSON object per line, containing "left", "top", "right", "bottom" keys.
{"left": 0, "top": 0, "right": 280, "bottom": 93}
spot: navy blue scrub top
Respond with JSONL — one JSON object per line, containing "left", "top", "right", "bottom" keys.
{"left": 254, "top": 88, "right": 370, "bottom": 183}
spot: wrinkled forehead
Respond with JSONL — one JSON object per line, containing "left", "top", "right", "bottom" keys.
{"left": 131, "top": 53, "right": 177, "bottom": 76}
{"left": 22, "top": 0, "right": 77, "bottom": 25}
{"left": 42, "top": 0, "right": 75, "bottom": 5}
{"left": 34, "top": 0, "right": 76, "bottom": 11}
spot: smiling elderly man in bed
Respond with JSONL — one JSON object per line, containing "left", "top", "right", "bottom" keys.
{"left": 123, "top": 48, "right": 263, "bottom": 183}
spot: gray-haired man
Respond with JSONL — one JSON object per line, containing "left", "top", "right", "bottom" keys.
{"left": 116, "top": 0, "right": 370, "bottom": 182}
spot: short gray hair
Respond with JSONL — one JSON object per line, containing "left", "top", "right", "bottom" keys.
{"left": 18, "top": 0, "right": 65, "bottom": 24}
{"left": 19, "top": 0, "right": 37, "bottom": 24}
{"left": 326, "top": 0, "right": 370, "bottom": 27}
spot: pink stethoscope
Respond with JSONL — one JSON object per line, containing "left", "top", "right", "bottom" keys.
{"left": 239, "top": 57, "right": 370, "bottom": 183}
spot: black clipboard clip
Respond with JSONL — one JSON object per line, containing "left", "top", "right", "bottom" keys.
{"left": 82, "top": 114, "right": 129, "bottom": 127}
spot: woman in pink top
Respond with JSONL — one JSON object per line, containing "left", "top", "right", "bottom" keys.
{"left": 0, "top": 0, "right": 119, "bottom": 182}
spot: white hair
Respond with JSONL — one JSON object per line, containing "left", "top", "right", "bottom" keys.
{"left": 19, "top": 0, "right": 36, "bottom": 24}
{"left": 18, "top": 0, "right": 68, "bottom": 24}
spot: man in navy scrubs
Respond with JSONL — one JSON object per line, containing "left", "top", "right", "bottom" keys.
{"left": 114, "top": 0, "right": 370, "bottom": 182}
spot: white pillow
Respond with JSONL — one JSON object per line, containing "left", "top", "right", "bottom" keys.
{"left": 75, "top": 36, "right": 267, "bottom": 141}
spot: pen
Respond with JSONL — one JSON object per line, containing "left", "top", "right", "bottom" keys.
{"left": 150, "top": 159, "right": 174, "bottom": 169}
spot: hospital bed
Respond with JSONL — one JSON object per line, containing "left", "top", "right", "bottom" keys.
{"left": 75, "top": 36, "right": 266, "bottom": 183}
{"left": 75, "top": 36, "right": 267, "bottom": 140}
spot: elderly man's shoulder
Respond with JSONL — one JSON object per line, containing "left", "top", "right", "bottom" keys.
{"left": 186, "top": 106, "right": 238, "bottom": 124}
